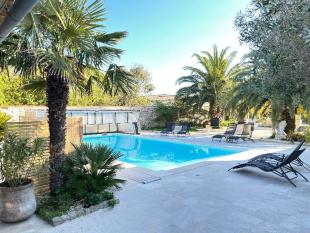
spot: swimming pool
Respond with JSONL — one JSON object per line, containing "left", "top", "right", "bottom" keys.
{"left": 83, "top": 134, "right": 241, "bottom": 171}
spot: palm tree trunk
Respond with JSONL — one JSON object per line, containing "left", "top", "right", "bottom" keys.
{"left": 209, "top": 100, "right": 221, "bottom": 128}
{"left": 46, "top": 73, "right": 69, "bottom": 194}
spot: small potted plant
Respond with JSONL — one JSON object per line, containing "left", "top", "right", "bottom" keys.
{"left": 0, "top": 133, "right": 46, "bottom": 222}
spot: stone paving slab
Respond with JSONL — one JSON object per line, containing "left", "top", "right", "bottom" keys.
{"left": 1, "top": 136, "right": 310, "bottom": 233}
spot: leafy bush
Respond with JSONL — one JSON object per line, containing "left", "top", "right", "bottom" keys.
{"left": 63, "top": 144, "right": 125, "bottom": 206}
{"left": 0, "top": 112, "right": 11, "bottom": 140}
{"left": 220, "top": 119, "right": 236, "bottom": 127}
{"left": 36, "top": 192, "right": 75, "bottom": 224}
{"left": 0, "top": 72, "right": 46, "bottom": 105}
{"left": 286, "top": 127, "right": 310, "bottom": 142}
{"left": 287, "top": 133, "right": 304, "bottom": 142}
{"left": 154, "top": 101, "right": 180, "bottom": 125}
{"left": 37, "top": 144, "right": 124, "bottom": 224}
{"left": 36, "top": 190, "right": 116, "bottom": 223}
{"left": 0, "top": 133, "right": 46, "bottom": 187}
{"left": 78, "top": 191, "right": 115, "bottom": 207}
{"left": 304, "top": 127, "right": 310, "bottom": 143}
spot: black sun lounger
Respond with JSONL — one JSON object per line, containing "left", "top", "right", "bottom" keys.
{"left": 176, "top": 124, "right": 191, "bottom": 135}
{"left": 212, "top": 123, "right": 236, "bottom": 141}
{"left": 247, "top": 139, "right": 309, "bottom": 171}
{"left": 228, "top": 147, "right": 308, "bottom": 187}
{"left": 161, "top": 123, "right": 175, "bottom": 135}
{"left": 226, "top": 123, "right": 254, "bottom": 143}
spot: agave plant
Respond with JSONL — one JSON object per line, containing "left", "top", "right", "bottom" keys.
{"left": 63, "top": 143, "right": 125, "bottom": 204}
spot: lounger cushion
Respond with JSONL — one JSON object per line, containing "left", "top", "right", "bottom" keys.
{"left": 235, "top": 124, "right": 244, "bottom": 135}
{"left": 172, "top": 125, "right": 182, "bottom": 133}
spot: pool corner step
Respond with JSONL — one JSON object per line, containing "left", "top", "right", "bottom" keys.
{"left": 118, "top": 168, "right": 161, "bottom": 184}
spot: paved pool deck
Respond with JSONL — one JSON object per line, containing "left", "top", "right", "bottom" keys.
{"left": 1, "top": 135, "right": 310, "bottom": 233}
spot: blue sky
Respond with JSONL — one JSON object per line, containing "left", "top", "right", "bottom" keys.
{"left": 104, "top": 0, "right": 250, "bottom": 94}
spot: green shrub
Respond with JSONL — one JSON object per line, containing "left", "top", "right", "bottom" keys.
{"left": 0, "top": 112, "right": 11, "bottom": 140}
{"left": 79, "top": 191, "right": 115, "bottom": 207}
{"left": 36, "top": 192, "right": 74, "bottom": 224}
{"left": 154, "top": 101, "right": 180, "bottom": 125}
{"left": 304, "top": 127, "right": 310, "bottom": 143}
{"left": 220, "top": 119, "right": 236, "bottom": 127}
{"left": 286, "top": 127, "right": 310, "bottom": 142}
{"left": 0, "top": 133, "right": 46, "bottom": 187}
{"left": 63, "top": 143, "right": 125, "bottom": 206}
{"left": 36, "top": 190, "right": 116, "bottom": 223}
{"left": 37, "top": 144, "right": 124, "bottom": 224}
{"left": 287, "top": 132, "right": 304, "bottom": 142}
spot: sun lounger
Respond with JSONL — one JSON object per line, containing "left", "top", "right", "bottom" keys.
{"left": 172, "top": 125, "right": 183, "bottom": 134}
{"left": 226, "top": 123, "right": 254, "bottom": 143}
{"left": 228, "top": 145, "right": 308, "bottom": 187}
{"left": 212, "top": 123, "right": 236, "bottom": 141}
{"left": 161, "top": 123, "right": 175, "bottom": 135}
{"left": 176, "top": 124, "right": 190, "bottom": 135}
{"left": 247, "top": 140, "right": 310, "bottom": 171}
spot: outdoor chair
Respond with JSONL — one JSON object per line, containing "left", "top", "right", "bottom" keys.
{"left": 247, "top": 139, "right": 310, "bottom": 172}
{"left": 172, "top": 125, "right": 183, "bottom": 134}
{"left": 176, "top": 124, "right": 191, "bottom": 135}
{"left": 228, "top": 146, "right": 308, "bottom": 187}
{"left": 226, "top": 123, "right": 254, "bottom": 143}
{"left": 212, "top": 123, "right": 236, "bottom": 141}
{"left": 161, "top": 123, "right": 175, "bottom": 135}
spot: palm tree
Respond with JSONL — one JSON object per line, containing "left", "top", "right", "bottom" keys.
{"left": 0, "top": 0, "right": 135, "bottom": 193}
{"left": 176, "top": 45, "right": 242, "bottom": 123}
{"left": 226, "top": 57, "right": 270, "bottom": 121}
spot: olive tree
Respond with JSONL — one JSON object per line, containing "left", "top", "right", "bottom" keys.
{"left": 235, "top": 0, "right": 310, "bottom": 133}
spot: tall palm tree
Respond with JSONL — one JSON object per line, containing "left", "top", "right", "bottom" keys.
{"left": 0, "top": 0, "right": 135, "bottom": 193}
{"left": 226, "top": 57, "right": 269, "bottom": 121}
{"left": 176, "top": 45, "right": 242, "bottom": 121}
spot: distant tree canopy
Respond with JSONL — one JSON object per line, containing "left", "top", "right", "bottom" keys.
{"left": 0, "top": 71, "right": 45, "bottom": 105}
{"left": 0, "top": 65, "right": 154, "bottom": 107}
{"left": 129, "top": 65, "right": 154, "bottom": 95}
{"left": 232, "top": 0, "right": 310, "bottom": 133}
{"left": 115, "top": 64, "right": 154, "bottom": 106}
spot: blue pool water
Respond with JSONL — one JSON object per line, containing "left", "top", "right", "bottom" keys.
{"left": 83, "top": 134, "right": 241, "bottom": 171}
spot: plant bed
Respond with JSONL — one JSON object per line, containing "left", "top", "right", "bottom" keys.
{"left": 36, "top": 191, "right": 119, "bottom": 226}
{"left": 37, "top": 143, "right": 125, "bottom": 226}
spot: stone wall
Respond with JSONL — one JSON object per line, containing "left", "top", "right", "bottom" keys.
{"left": 0, "top": 105, "right": 160, "bottom": 131}
{"left": 138, "top": 106, "right": 161, "bottom": 129}
{"left": 0, "top": 106, "right": 142, "bottom": 134}
{"left": 5, "top": 117, "right": 83, "bottom": 196}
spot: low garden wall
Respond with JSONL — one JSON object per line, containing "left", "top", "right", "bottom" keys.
{"left": 0, "top": 105, "right": 160, "bottom": 132}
